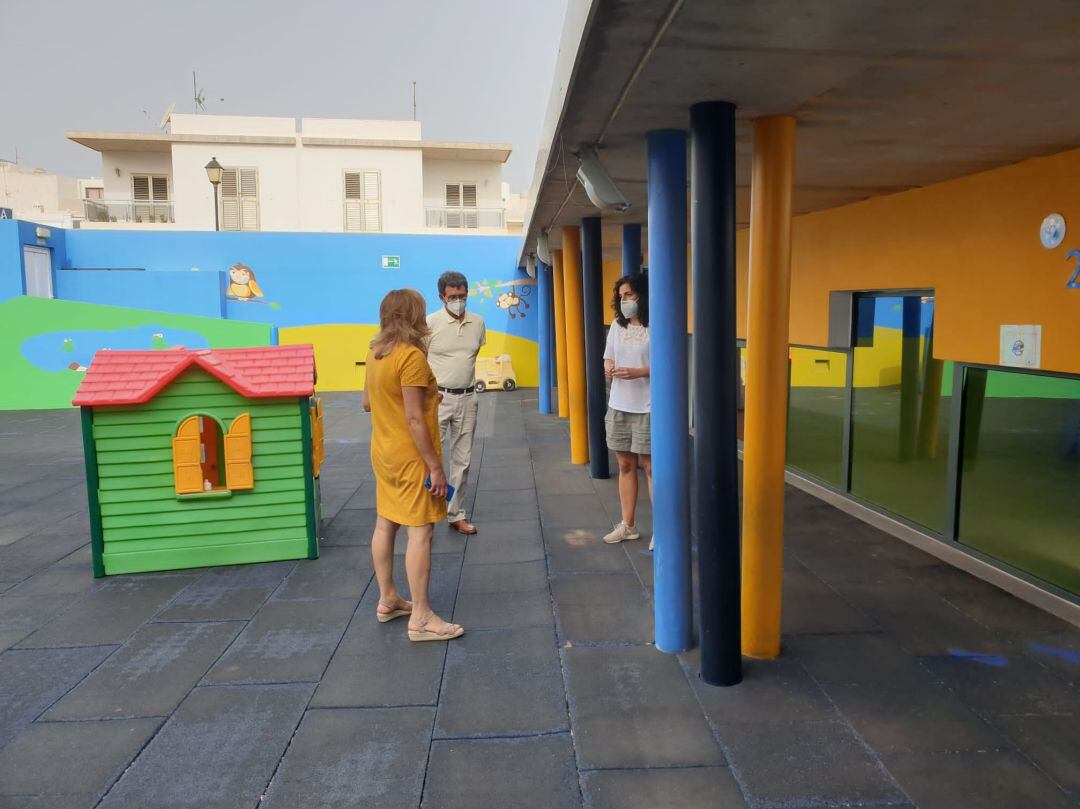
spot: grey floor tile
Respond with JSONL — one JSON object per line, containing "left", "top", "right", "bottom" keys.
{"left": 27, "top": 574, "right": 194, "bottom": 650}
{"left": 476, "top": 464, "right": 535, "bottom": 492}
{"left": 722, "top": 719, "right": 906, "bottom": 807}
{"left": 539, "top": 494, "right": 614, "bottom": 529}
{"left": 0, "top": 718, "right": 161, "bottom": 797}
{"left": 45, "top": 621, "right": 242, "bottom": 720}
{"left": 884, "top": 749, "right": 1076, "bottom": 809}
{"left": 582, "top": 767, "right": 746, "bottom": 809}
{"left": 683, "top": 654, "right": 835, "bottom": 726}
{"left": 422, "top": 735, "right": 579, "bottom": 809}
{"left": 544, "top": 529, "right": 635, "bottom": 574}
{"left": 564, "top": 646, "right": 721, "bottom": 769}
{"left": 0, "top": 594, "right": 76, "bottom": 639}
{"left": 451, "top": 588, "right": 554, "bottom": 630}
{"left": 822, "top": 679, "right": 1005, "bottom": 754}
{"left": 457, "top": 560, "right": 548, "bottom": 594}
{"left": 271, "top": 545, "right": 373, "bottom": 602}
{"left": 784, "top": 633, "right": 927, "bottom": 686}
{"left": 339, "top": 483, "right": 376, "bottom": 512}
{"left": 993, "top": 714, "right": 1080, "bottom": 794}
{"left": 311, "top": 585, "right": 446, "bottom": 707}
{"left": 471, "top": 488, "right": 539, "bottom": 524}
{"left": 435, "top": 626, "right": 567, "bottom": 737}
{"left": 1022, "top": 630, "right": 1080, "bottom": 687}
{"left": 97, "top": 683, "right": 313, "bottom": 809}
{"left": 321, "top": 506, "right": 377, "bottom": 546}
{"left": 263, "top": 707, "right": 434, "bottom": 809}
{"left": 463, "top": 530, "right": 545, "bottom": 565}
{"left": 551, "top": 573, "right": 652, "bottom": 644}
{"left": 155, "top": 562, "right": 295, "bottom": 622}
{"left": 3, "top": 563, "right": 102, "bottom": 598}
{"left": 203, "top": 597, "right": 356, "bottom": 685}
{"left": 0, "top": 646, "right": 116, "bottom": 745}
{"left": 919, "top": 652, "right": 1078, "bottom": 718}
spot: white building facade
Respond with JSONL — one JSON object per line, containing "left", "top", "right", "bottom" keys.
{"left": 68, "top": 115, "right": 517, "bottom": 235}
{"left": 0, "top": 160, "right": 103, "bottom": 228}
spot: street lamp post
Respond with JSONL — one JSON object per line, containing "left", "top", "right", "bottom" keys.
{"left": 204, "top": 157, "right": 223, "bottom": 231}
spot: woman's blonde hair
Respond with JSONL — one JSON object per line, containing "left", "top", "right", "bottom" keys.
{"left": 371, "top": 288, "right": 430, "bottom": 359}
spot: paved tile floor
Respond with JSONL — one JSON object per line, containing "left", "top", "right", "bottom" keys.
{"left": 0, "top": 391, "right": 1077, "bottom": 808}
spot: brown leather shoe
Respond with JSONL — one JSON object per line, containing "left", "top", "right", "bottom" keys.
{"left": 449, "top": 520, "right": 478, "bottom": 535}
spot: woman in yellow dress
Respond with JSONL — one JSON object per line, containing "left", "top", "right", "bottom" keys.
{"left": 362, "top": 289, "right": 464, "bottom": 642}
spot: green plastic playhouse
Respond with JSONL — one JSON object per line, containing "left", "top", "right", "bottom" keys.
{"left": 73, "top": 345, "right": 326, "bottom": 576}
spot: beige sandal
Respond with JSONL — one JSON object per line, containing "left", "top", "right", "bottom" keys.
{"left": 408, "top": 614, "right": 464, "bottom": 642}
{"left": 376, "top": 599, "right": 412, "bottom": 623}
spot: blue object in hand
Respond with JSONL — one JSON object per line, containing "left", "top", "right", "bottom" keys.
{"left": 424, "top": 473, "right": 454, "bottom": 503}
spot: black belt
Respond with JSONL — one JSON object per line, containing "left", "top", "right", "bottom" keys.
{"left": 439, "top": 386, "right": 475, "bottom": 395}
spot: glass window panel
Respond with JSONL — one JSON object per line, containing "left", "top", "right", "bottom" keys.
{"left": 786, "top": 347, "right": 847, "bottom": 486}
{"left": 849, "top": 295, "right": 951, "bottom": 531}
{"left": 959, "top": 368, "right": 1080, "bottom": 595}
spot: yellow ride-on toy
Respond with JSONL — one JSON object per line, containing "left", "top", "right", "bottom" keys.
{"left": 474, "top": 355, "right": 517, "bottom": 392}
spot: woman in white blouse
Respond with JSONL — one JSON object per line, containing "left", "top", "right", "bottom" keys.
{"left": 602, "top": 274, "right": 652, "bottom": 548}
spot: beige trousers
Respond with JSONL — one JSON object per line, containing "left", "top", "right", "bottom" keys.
{"left": 438, "top": 391, "right": 478, "bottom": 523}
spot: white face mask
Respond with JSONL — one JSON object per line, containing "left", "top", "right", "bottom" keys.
{"left": 620, "top": 300, "right": 639, "bottom": 320}
{"left": 447, "top": 299, "right": 466, "bottom": 317}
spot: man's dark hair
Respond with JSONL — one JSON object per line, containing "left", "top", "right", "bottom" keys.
{"left": 612, "top": 274, "right": 648, "bottom": 327}
{"left": 438, "top": 271, "right": 469, "bottom": 296}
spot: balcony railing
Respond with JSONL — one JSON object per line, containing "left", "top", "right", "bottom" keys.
{"left": 83, "top": 199, "right": 175, "bottom": 224}
{"left": 425, "top": 206, "right": 504, "bottom": 230}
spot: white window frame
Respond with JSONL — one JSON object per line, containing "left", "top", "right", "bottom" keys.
{"left": 131, "top": 174, "right": 170, "bottom": 201}
{"left": 343, "top": 169, "right": 382, "bottom": 232}
{"left": 444, "top": 182, "right": 478, "bottom": 228}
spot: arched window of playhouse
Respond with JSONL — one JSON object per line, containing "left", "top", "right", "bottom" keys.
{"left": 173, "top": 414, "right": 254, "bottom": 495}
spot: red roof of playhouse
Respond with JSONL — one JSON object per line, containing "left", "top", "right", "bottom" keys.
{"left": 72, "top": 345, "right": 316, "bottom": 406}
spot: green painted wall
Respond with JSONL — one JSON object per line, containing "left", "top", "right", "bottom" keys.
{"left": 1, "top": 296, "right": 272, "bottom": 411}
{"left": 92, "top": 368, "right": 309, "bottom": 575}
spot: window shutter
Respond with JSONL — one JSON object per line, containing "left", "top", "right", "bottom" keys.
{"left": 462, "top": 184, "right": 477, "bottom": 207}
{"left": 221, "top": 169, "right": 240, "bottom": 230}
{"left": 151, "top": 176, "right": 169, "bottom": 201}
{"left": 445, "top": 184, "right": 460, "bottom": 207}
{"left": 132, "top": 176, "right": 150, "bottom": 201}
{"left": 362, "top": 171, "right": 381, "bottom": 232}
{"left": 172, "top": 416, "right": 204, "bottom": 494}
{"left": 239, "top": 169, "right": 259, "bottom": 231}
{"left": 344, "top": 172, "right": 363, "bottom": 231}
{"left": 224, "top": 413, "right": 254, "bottom": 490}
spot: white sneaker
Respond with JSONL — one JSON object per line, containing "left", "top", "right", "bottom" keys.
{"left": 648, "top": 536, "right": 654, "bottom": 551}
{"left": 603, "top": 522, "right": 641, "bottom": 544}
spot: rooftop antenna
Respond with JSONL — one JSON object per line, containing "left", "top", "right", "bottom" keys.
{"left": 412, "top": 81, "right": 417, "bottom": 121}
{"left": 193, "top": 71, "right": 206, "bottom": 113}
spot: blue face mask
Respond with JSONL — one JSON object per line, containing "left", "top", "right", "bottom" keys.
{"left": 620, "top": 300, "right": 639, "bottom": 320}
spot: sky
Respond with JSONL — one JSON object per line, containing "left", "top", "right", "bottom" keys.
{"left": 0, "top": 0, "right": 568, "bottom": 192}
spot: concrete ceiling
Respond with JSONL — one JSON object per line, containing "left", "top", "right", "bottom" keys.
{"left": 524, "top": 0, "right": 1080, "bottom": 261}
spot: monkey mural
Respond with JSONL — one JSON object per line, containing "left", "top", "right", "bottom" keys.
{"left": 494, "top": 283, "right": 533, "bottom": 319}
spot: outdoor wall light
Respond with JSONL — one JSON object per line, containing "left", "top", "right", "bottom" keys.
{"left": 536, "top": 231, "right": 552, "bottom": 265}
{"left": 205, "top": 157, "right": 224, "bottom": 231}
{"left": 576, "top": 145, "right": 630, "bottom": 212}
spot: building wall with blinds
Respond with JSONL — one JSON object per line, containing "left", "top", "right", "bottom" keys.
{"left": 343, "top": 170, "right": 382, "bottom": 232}
{"left": 221, "top": 168, "right": 260, "bottom": 231}
{"left": 132, "top": 175, "right": 169, "bottom": 201}
{"left": 445, "top": 183, "right": 478, "bottom": 228}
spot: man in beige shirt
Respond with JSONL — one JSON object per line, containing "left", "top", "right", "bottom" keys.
{"left": 426, "top": 271, "right": 486, "bottom": 534}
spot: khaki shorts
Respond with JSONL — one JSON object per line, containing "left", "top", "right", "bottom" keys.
{"left": 605, "top": 408, "right": 651, "bottom": 455}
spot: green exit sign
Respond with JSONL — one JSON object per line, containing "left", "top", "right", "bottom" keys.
{"left": 381, "top": 255, "right": 401, "bottom": 269}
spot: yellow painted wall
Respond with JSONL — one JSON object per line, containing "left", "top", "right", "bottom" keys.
{"left": 279, "top": 323, "right": 538, "bottom": 392}
{"left": 734, "top": 147, "right": 1080, "bottom": 375}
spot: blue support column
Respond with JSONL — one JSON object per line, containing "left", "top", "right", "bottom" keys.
{"left": 581, "top": 216, "right": 610, "bottom": 479}
{"left": 647, "top": 129, "right": 692, "bottom": 653}
{"left": 537, "top": 259, "right": 553, "bottom": 415}
{"left": 691, "top": 101, "right": 741, "bottom": 686}
{"left": 622, "top": 223, "right": 642, "bottom": 276}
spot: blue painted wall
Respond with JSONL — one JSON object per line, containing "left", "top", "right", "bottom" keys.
{"left": 62, "top": 229, "right": 535, "bottom": 341}
{"left": 56, "top": 269, "right": 227, "bottom": 318}
{"left": 0, "top": 219, "right": 69, "bottom": 300}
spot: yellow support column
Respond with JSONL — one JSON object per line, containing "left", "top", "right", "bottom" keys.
{"left": 741, "top": 116, "right": 796, "bottom": 659}
{"left": 561, "top": 227, "right": 589, "bottom": 465}
{"left": 552, "top": 249, "right": 570, "bottom": 418}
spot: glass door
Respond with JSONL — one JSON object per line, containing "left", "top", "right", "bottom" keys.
{"left": 848, "top": 293, "right": 951, "bottom": 532}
